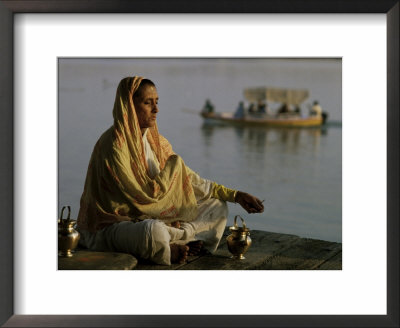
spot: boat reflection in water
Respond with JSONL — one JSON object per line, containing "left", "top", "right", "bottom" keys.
{"left": 200, "top": 122, "right": 331, "bottom": 155}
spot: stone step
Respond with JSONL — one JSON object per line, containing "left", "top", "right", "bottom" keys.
{"left": 135, "top": 230, "right": 342, "bottom": 270}
{"left": 58, "top": 230, "right": 342, "bottom": 270}
{"left": 58, "top": 250, "right": 138, "bottom": 270}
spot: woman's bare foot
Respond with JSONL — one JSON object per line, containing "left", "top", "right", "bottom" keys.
{"left": 170, "top": 221, "right": 181, "bottom": 228}
{"left": 170, "top": 244, "right": 189, "bottom": 264}
{"left": 187, "top": 240, "right": 204, "bottom": 256}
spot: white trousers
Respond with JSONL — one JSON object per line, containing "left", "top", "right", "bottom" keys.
{"left": 78, "top": 198, "right": 228, "bottom": 265}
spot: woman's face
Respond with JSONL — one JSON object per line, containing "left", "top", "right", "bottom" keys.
{"left": 133, "top": 84, "right": 159, "bottom": 131}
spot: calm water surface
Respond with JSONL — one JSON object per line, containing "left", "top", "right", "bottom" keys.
{"left": 59, "top": 58, "right": 342, "bottom": 242}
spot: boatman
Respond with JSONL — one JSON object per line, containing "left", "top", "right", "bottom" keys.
{"left": 202, "top": 99, "right": 215, "bottom": 113}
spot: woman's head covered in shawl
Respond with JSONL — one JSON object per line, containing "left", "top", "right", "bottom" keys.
{"left": 112, "top": 76, "right": 158, "bottom": 133}
{"left": 111, "top": 76, "right": 164, "bottom": 169}
{"left": 132, "top": 79, "right": 159, "bottom": 135}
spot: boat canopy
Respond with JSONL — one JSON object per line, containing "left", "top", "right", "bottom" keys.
{"left": 244, "top": 87, "right": 309, "bottom": 105}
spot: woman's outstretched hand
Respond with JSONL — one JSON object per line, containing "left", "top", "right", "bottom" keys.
{"left": 235, "top": 191, "right": 264, "bottom": 214}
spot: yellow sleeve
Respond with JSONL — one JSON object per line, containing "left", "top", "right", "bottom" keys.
{"left": 211, "top": 182, "right": 237, "bottom": 202}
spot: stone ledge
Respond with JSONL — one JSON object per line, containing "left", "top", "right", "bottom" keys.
{"left": 58, "top": 229, "right": 342, "bottom": 270}
{"left": 58, "top": 250, "right": 138, "bottom": 270}
{"left": 136, "top": 230, "right": 342, "bottom": 270}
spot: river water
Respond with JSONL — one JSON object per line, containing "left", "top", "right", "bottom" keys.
{"left": 58, "top": 58, "right": 342, "bottom": 242}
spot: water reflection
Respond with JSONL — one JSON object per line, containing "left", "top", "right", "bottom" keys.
{"left": 201, "top": 122, "right": 327, "bottom": 154}
{"left": 200, "top": 124, "right": 215, "bottom": 147}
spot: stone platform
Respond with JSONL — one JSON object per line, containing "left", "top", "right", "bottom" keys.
{"left": 136, "top": 229, "right": 342, "bottom": 270}
{"left": 58, "top": 229, "right": 342, "bottom": 270}
{"left": 58, "top": 250, "right": 138, "bottom": 270}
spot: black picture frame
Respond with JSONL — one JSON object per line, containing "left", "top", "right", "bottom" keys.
{"left": 0, "top": 1, "right": 398, "bottom": 327}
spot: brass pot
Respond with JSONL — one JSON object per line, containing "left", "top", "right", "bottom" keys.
{"left": 58, "top": 206, "right": 80, "bottom": 257}
{"left": 226, "top": 215, "right": 252, "bottom": 260}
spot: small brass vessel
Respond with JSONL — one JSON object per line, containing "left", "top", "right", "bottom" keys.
{"left": 58, "top": 206, "right": 80, "bottom": 257}
{"left": 226, "top": 215, "right": 252, "bottom": 260}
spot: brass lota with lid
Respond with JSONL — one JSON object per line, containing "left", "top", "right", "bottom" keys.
{"left": 226, "top": 215, "right": 252, "bottom": 260}
{"left": 58, "top": 206, "right": 80, "bottom": 257}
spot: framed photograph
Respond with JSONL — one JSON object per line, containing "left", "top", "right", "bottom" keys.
{"left": 57, "top": 57, "right": 343, "bottom": 269}
{"left": 1, "top": 1, "right": 398, "bottom": 327}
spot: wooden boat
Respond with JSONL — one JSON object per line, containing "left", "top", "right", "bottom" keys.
{"left": 201, "top": 87, "right": 328, "bottom": 128}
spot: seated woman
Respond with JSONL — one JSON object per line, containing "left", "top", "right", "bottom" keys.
{"left": 77, "top": 76, "right": 264, "bottom": 265}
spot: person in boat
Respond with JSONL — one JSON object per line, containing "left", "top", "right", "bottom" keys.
{"left": 248, "top": 102, "right": 256, "bottom": 113}
{"left": 234, "top": 101, "right": 245, "bottom": 119}
{"left": 294, "top": 105, "right": 301, "bottom": 116}
{"left": 257, "top": 100, "right": 266, "bottom": 114}
{"left": 277, "top": 103, "right": 290, "bottom": 116}
{"left": 77, "top": 77, "right": 264, "bottom": 265}
{"left": 202, "top": 99, "right": 215, "bottom": 114}
{"left": 310, "top": 100, "right": 322, "bottom": 117}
